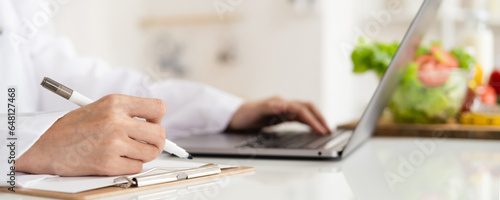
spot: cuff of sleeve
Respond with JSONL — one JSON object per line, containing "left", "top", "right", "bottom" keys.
{"left": 169, "top": 86, "right": 244, "bottom": 138}
{"left": 15, "top": 111, "right": 69, "bottom": 158}
{"left": 0, "top": 111, "right": 68, "bottom": 187}
{"left": 203, "top": 87, "right": 244, "bottom": 133}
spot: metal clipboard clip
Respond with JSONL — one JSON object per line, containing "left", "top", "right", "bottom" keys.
{"left": 113, "top": 163, "right": 221, "bottom": 188}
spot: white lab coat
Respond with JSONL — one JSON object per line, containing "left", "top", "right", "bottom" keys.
{"left": 0, "top": 0, "right": 243, "bottom": 187}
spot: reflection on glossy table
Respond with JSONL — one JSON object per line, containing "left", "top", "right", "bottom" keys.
{"left": 2, "top": 137, "right": 500, "bottom": 200}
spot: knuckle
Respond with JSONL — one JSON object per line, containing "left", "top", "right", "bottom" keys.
{"left": 304, "top": 102, "right": 313, "bottom": 107}
{"left": 270, "top": 95, "right": 283, "bottom": 102}
{"left": 104, "top": 137, "right": 125, "bottom": 149}
{"left": 152, "top": 122, "right": 165, "bottom": 132}
{"left": 154, "top": 99, "right": 167, "bottom": 115}
{"left": 299, "top": 106, "right": 308, "bottom": 115}
{"left": 143, "top": 146, "right": 159, "bottom": 162}
{"left": 102, "top": 94, "right": 124, "bottom": 109}
{"left": 267, "top": 96, "right": 287, "bottom": 110}
{"left": 156, "top": 125, "right": 166, "bottom": 138}
{"left": 157, "top": 138, "right": 166, "bottom": 150}
{"left": 101, "top": 113, "right": 117, "bottom": 123}
{"left": 97, "top": 114, "right": 121, "bottom": 132}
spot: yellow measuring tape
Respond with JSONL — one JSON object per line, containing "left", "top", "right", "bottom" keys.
{"left": 460, "top": 112, "right": 500, "bottom": 125}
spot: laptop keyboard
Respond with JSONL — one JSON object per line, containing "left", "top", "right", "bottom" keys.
{"left": 238, "top": 131, "right": 343, "bottom": 149}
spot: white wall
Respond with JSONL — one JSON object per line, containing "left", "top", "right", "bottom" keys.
{"left": 53, "top": 0, "right": 145, "bottom": 69}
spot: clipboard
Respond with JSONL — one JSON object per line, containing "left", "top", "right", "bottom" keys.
{"left": 113, "top": 163, "right": 222, "bottom": 188}
{"left": 0, "top": 165, "right": 254, "bottom": 200}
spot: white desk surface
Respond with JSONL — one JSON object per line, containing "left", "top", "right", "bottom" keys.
{"left": 2, "top": 137, "right": 500, "bottom": 200}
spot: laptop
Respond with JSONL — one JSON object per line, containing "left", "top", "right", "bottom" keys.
{"left": 173, "top": 0, "right": 442, "bottom": 159}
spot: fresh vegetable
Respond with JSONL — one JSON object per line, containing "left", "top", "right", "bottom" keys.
{"left": 351, "top": 38, "right": 471, "bottom": 77}
{"left": 450, "top": 48, "right": 476, "bottom": 70}
{"left": 351, "top": 38, "right": 474, "bottom": 123}
{"left": 477, "top": 85, "right": 497, "bottom": 105}
{"left": 430, "top": 46, "right": 458, "bottom": 68}
{"left": 488, "top": 69, "right": 500, "bottom": 95}
{"left": 417, "top": 61, "right": 449, "bottom": 87}
{"left": 351, "top": 38, "right": 399, "bottom": 78}
{"left": 389, "top": 65, "right": 469, "bottom": 123}
{"left": 472, "top": 65, "right": 483, "bottom": 88}
{"left": 415, "top": 45, "right": 459, "bottom": 88}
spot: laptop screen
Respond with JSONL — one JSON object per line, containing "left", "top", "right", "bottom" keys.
{"left": 342, "top": 0, "right": 443, "bottom": 156}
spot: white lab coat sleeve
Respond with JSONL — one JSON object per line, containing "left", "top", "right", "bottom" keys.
{"left": 0, "top": 111, "right": 68, "bottom": 187}
{"left": 29, "top": 23, "right": 244, "bottom": 139}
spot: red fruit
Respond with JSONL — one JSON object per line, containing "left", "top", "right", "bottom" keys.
{"left": 430, "top": 46, "right": 459, "bottom": 68}
{"left": 488, "top": 70, "right": 500, "bottom": 95}
{"left": 477, "top": 85, "right": 497, "bottom": 105}
{"left": 415, "top": 55, "right": 434, "bottom": 66}
{"left": 418, "top": 61, "right": 450, "bottom": 87}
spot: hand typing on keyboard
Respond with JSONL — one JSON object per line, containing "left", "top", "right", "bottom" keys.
{"left": 226, "top": 96, "right": 331, "bottom": 134}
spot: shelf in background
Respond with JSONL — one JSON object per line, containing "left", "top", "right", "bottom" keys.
{"left": 338, "top": 120, "right": 500, "bottom": 140}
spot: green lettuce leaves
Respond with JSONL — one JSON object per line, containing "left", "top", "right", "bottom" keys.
{"left": 351, "top": 38, "right": 474, "bottom": 123}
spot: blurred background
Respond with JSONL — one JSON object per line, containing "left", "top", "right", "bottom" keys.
{"left": 51, "top": 0, "right": 500, "bottom": 128}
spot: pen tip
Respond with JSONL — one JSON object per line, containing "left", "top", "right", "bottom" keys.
{"left": 188, "top": 154, "right": 193, "bottom": 159}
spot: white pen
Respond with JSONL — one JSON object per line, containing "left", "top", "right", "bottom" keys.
{"left": 41, "top": 77, "right": 193, "bottom": 159}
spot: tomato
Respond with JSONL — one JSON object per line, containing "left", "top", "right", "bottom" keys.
{"left": 430, "top": 46, "right": 459, "bottom": 68}
{"left": 415, "top": 46, "right": 458, "bottom": 88}
{"left": 415, "top": 55, "right": 434, "bottom": 66}
{"left": 477, "top": 85, "right": 497, "bottom": 105}
{"left": 417, "top": 59, "right": 450, "bottom": 87}
{"left": 488, "top": 69, "right": 500, "bottom": 95}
